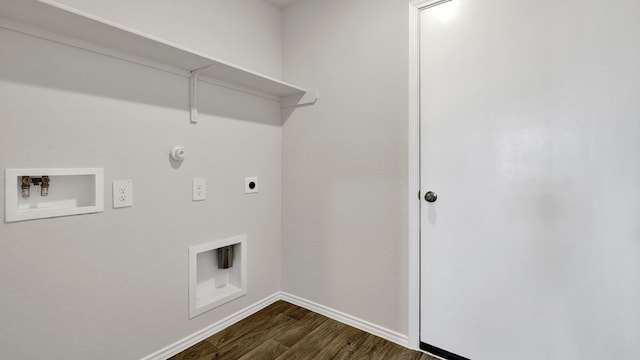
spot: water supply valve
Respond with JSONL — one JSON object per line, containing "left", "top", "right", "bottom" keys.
{"left": 41, "top": 176, "right": 50, "bottom": 197}
{"left": 20, "top": 175, "right": 51, "bottom": 198}
{"left": 21, "top": 176, "right": 31, "bottom": 198}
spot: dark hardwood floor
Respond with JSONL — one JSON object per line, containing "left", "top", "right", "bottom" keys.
{"left": 169, "top": 300, "right": 436, "bottom": 360}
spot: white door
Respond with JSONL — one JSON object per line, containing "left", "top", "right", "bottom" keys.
{"left": 419, "top": 0, "right": 640, "bottom": 359}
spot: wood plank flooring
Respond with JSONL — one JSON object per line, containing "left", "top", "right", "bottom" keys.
{"left": 169, "top": 301, "right": 436, "bottom": 360}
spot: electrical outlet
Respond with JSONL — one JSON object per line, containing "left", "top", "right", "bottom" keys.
{"left": 112, "top": 179, "right": 133, "bottom": 208}
{"left": 245, "top": 177, "right": 258, "bottom": 194}
{"left": 193, "top": 177, "right": 206, "bottom": 201}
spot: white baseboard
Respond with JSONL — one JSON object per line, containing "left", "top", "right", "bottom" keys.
{"left": 140, "top": 291, "right": 409, "bottom": 360}
{"left": 139, "top": 293, "right": 281, "bottom": 360}
{"left": 279, "top": 292, "right": 409, "bottom": 348}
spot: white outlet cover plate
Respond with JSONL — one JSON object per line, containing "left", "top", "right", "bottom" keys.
{"left": 245, "top": 177, "right": 258, "bottom": 194}
{"left": 193, "top": 177, "right": 206, "bottom": 201}
{"left": 112, "top": 179, "right": 133, "bottom": 208}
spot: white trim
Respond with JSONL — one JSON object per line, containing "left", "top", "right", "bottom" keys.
{"left": 412, "top": 0, "right": 454, "bottom": 10}
{"left": 408, "top": 0, "right": 424, "bottom": 350}
{"left": 409, "top": 0, "right": 457, "bottom": 352}
{"left": 4, "top": 168, "right": 104, "bottom": 222}
{"left": 140, "top": 291, "right": 413, "bottom": 360}
{"left": 188, "top": 235, "right": 248, "bottom": 319}
{"left": 279, "top": 292, "right": 409, "bottom": 348}
{"left": 139, "top": 292, "right": 281, "bottom": 360}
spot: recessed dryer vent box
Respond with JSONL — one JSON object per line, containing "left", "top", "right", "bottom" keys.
{"left": 5, "top": 168, "right": 104, "bottom": 222}
{"left": 189, "top": 234, "right": 247, "bottom": 318}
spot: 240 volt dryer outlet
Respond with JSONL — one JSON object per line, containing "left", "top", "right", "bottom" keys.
{"left": 245, "top": 177, "right": 258, "bottom": 194}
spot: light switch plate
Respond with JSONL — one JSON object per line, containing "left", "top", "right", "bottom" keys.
{"left": 245, "top": 177, "right": 258, "bottom": 194}
{"left": 193, "top": 177, "right": 206, "bottom": 201}
{"left": 112, "top": 179, "right": 133, "bottom": 208}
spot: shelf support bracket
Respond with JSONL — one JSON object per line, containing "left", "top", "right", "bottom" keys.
{"left": 190, "top": 64, "right": 214, "bottom": 124}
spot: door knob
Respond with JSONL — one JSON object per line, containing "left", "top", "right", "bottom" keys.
{"left": 424, "top": 191, "right": 438, "bottom": 203}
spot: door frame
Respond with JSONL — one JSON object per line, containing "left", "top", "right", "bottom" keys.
{"left": 407, "top": 0, "right": 452, "bottom": 349}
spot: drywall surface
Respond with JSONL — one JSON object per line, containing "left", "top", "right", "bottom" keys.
{"left": 53, "top": 0, "right": 283, "bottom": 78}
{"left": 281, "top": 0, "right": 409, "bottom": 335}
{"left": 0, "top": 22, "right": 281, "bottom": 360}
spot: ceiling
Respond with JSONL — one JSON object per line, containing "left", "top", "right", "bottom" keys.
{"left": 264, "top": 0, "right": 300, "bottom": 8}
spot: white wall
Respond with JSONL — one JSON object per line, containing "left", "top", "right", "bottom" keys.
{"left": 0, "top": 1, "right": 283, "bottom": 359}
{"left": 281, "top": 0, "right": 409, "bottom": 335}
